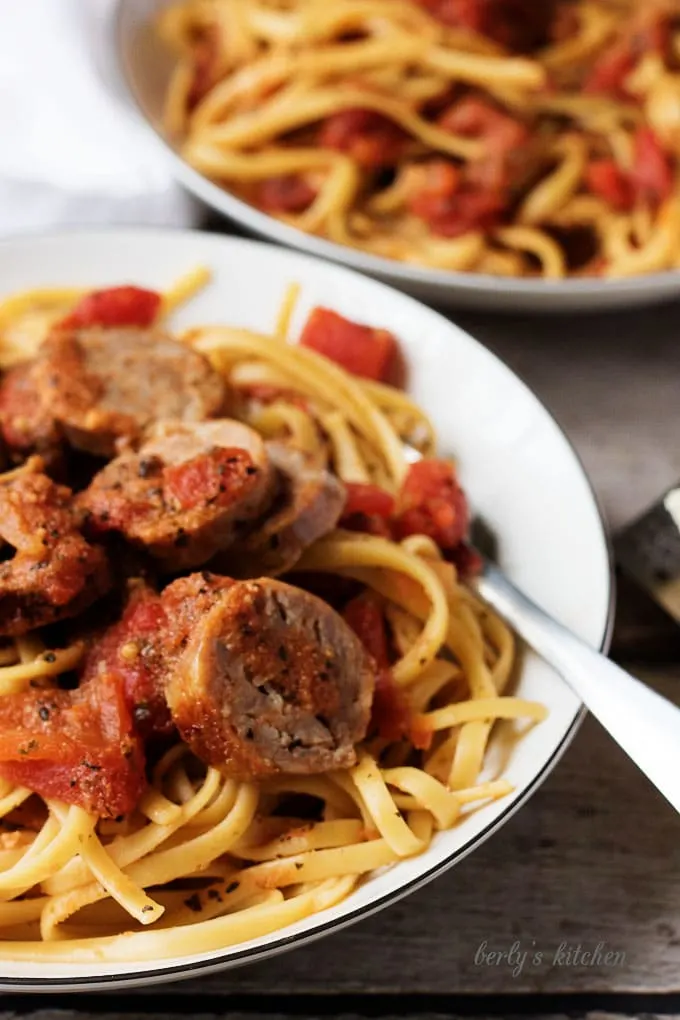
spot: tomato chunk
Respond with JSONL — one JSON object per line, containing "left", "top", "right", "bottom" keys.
{"left": 343, "top": 593, "right": 390, "bottom": 668}
{"left": 585, "top": 159, "right": 634, "bottom": 211}
{"left": 584, "top": 45, "right": 633, "bottom": 96}
{"left": 343, "top": 483, "right": 395, "bottom": 520}
{"left": 393, "top": 459, "right": 469, "bottom": 550}
{"left": 413, "top": 183, "right": 505, "bottom": 238}
{"left": 187, "top": 25, "right": 220, "bottom": 110}
{"left": 585, "top": 12, "right": 669, "bottom": 96}
{"left": 340, "top": 483, "right": 395, "bottom": 539}
{"left": 343, "top": 595, "right": 430, "bottom": 748}
{"left": 80, "top": 584, "right": 172, "bottom": 739}
{"left": 409, "top": 98, "right": 527, "bottom": 236}
{"left": 416, "top": 0, "right": 484, "bottom": 30}
{"left": 344, "top": 595, "right": 408, "bottom": 742}
{"left": 164, "top": 448, "right": 257, "bottom": 512}
{"left": 300, "top": 307, "right": 398, "bottom": 382}
{"left": 417, "top": 0, "right": 556, "bottom": 51}
{"left": 319, "top": 109, "right": 406, "bottom": 168}
{"left": 0, "top": 672, "right": 145, "bottom": 818}
{"left": 258, "top": 175, "right": 316, "bottom": 213}
{"left": 630, "top": 127, "right": 673, "bottom": 206}
{"left": 61, "top": 286, "right": 162, "bottom": 330}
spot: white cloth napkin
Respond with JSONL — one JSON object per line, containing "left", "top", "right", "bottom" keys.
{"left": 0, "top": 0, "right": 197, "bottom": 237}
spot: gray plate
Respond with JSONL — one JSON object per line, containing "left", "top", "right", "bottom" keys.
{"left": 115, "top": 0, "right": 680, "bottom": 314}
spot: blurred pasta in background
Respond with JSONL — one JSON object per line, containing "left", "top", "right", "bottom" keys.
{"left": 158, "top": 0, "right": 680, "bottom": 280}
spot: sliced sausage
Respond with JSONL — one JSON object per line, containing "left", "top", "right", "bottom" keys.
{"left": 78, "top": 420, "right": 275, "bottom": 571}
{"left": 0, "top": 471, "right": 111, "bottom": 636}
{"left": 164, "top": 576, "right": 375, "bottom": 778}
{"left": 218, "top": 442, "right": 345, "bottom": 578}
{"left": 0, "top": 362, "right": 61, "bottom": 466}
{"left": 33, "top": 326, "right": 228, "bottom": 456}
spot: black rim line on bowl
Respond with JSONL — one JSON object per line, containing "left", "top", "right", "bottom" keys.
{"left": 0, "top": 226, "right": 617, "bottom": 990}
{"left": 112, "top": 0, "right": 680, "bottom": 300}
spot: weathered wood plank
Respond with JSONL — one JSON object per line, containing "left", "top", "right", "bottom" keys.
{"left": 455, "top": 301, "right": 680, "bottom": 533}
{"left": 0, "top": 1014, "right": 678, "bottom": 1020}
{"left": 118, "top": 669, "right": 680, "bottom": 996}
{"left": 2, "top": 1014, "right": 680, "bottom": 1020}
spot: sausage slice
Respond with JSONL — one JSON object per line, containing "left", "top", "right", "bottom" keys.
{"left": 0, "top": 363, "right": 61, "bottom": 466}
{"left": 164, "top": 576, "right": 375, "bottom": 778}
{"left": 78, "top": 420, "right": 275, "bottom": 571}
{"left": 0, "top": 472, "right": 110, "bottom": 636}
{"left": 33, "top": 326, "right": 228, "bottom": 456}
{"left": 220, "top": 443, "right": 345, "bottom": 577}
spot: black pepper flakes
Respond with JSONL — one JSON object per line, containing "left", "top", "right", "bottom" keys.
{"left": 38, "top": 706, "right": 51, "bottom": 721}
{"left": 42, "top": 652, "right": 56, "bottom": 663}
{"left": 183, "top": 893, "right": 202, "bottom": 913}
{"left": 225, "top": 881, "right": 240, "bottom": 894}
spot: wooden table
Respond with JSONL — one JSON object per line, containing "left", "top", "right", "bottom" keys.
{"left": 6, "top": 296, "right": 680, "bottom": 1019}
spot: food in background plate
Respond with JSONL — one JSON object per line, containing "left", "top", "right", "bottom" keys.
{"left": 158, "top": 0, "right": 680, "bottom": 280}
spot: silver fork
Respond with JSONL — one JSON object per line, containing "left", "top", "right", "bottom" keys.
{"left": 402, "top": 447, "right": 680, "bottom": 816}
{"left": 469, "top": 528, "right": 680, "bottom": 817}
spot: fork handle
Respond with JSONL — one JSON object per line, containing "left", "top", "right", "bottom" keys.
{"left": 475, "top": 563, "right": 680, "bottom": 817}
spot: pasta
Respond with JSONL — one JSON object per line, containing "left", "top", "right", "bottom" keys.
{"left": 0, "top": 270, "right": 546, "bottom": 963}
{"left": 158, "top": 0, "right": 680, "bottom": 280}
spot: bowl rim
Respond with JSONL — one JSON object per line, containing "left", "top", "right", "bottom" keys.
{"left": 114, "top": 0, "right": 680, "bottom": 302}
{"left": 0, "top": 226, "right": 616, "bottom": 991}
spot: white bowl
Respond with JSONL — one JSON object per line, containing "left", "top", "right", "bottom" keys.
{"left": 0, "top": 228, "right": 613, "bottom": 990}
{"left": 116, "top": 0, "right": 680, "bottom": 314}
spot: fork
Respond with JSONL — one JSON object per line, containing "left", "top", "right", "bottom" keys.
{"left": 470, "top": 538, "right": 680, "bottom": 817}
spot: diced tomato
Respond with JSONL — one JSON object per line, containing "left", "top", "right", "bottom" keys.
{"left": 80, "top": 584, "right": 172, "bottom": 739}
{"left": 585, "top": 12, "right": 668, "bottom": 96}
{"left": 343, "top": 483, "right": 395, "bottom": 520}
{"left": 0, "top": 672, "right": 146, "bottom": 818}
{"left": 416, "top": 0, "right": 485, "bottom": 30}
{"left": 584, "top": 45, "right": 634, "bottom": 96}
{"left": 61, "top": 286, "right": 162, "bottom": 329}
{"left": 414, "top": 98, "right": 526, "bottom": 235}
{"left": 343, "top": 594, "right": 390, "bottom": 668}
{"left": 416, "top": 183, "right": 506, "bottom": 237}
{"left": 394, "top": 459, "right": 469, "bottom": 550}
{"left": 630, "top": 127, "right": 673, "bottom": 205}
{"left": 187, "top": 25, "right": 220, "bottom": 110}
{"left": 258, "top": 175, "right": 316, "bottom": 213}
{"left": 585, "top": 159, "right": 634, "bottom": 211}
{"left": 340, "top": 484, "right": 396, "bottom": 539}
{"left": 319, "top": 109, "right": 406, "bottom": 168}
{"left": 343, "top": 594, "right": 418, "bottom": 744}
{"left": 440, "top": 97, "right": 528, "bottom": 155}
{"left": 375, "top": 670, "right": 432, "bottom": 747}
{"left": 418, "top": 0, "right": 556, "bottom": 51}
{"left": 300, "top": 307, "right": 398, "bottom": 383}
{"left": 164, "top": 447, "right": 257, "bottom": 512}
{"left": 407, "top": 160, "right": 461, "bottom": 220}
